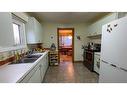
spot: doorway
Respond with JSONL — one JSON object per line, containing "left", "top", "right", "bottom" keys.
{"left": 57, "top": 28, "right": 74, "bottom": 63}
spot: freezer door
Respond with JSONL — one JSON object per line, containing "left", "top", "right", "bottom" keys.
{"left": 99, "top": 61, "right": 127, "bottom": 83}
{"left": 101, "top": 16, "right": 127, "bottom": 69}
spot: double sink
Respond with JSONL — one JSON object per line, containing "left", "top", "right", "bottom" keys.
{"left": 10, "top": 53, "right": 43, "bottom": 65}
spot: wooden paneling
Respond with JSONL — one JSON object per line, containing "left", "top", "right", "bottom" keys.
{"left": 0, "top": 56, "right": 15, "bottom": 66}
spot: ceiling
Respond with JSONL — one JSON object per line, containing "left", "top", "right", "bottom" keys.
{"left": 28, "top": 12, "right": 110, "bottom": 23}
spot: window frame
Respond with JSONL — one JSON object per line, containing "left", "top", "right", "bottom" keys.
{"left": 12, "top": 22, "right": 21, "bottom": 45}
{"left": 12, "top": 15, "right": 26, "bottom": 46}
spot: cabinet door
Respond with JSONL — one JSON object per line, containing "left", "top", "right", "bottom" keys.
{"left": 28, "top": 65, "right": 42, "bottom": 83}
{"left": 26, "top": 17, "right": 35, "bottom": 43}
{"left": 45, "top": 54, "right": 49, "bottom": 69}
{"left": 40, "top": 56, "right": 47, "bottom": 81}
{"left": 40, "top": 54, "right": 49, "bottom": 81}
{"left": 40, "top": 65, "right": 45, "bottom": 81}
{"left": 26, "top": 17, "right": 43, "bottom": 44}
{"left": 34, "top": 19, "right": 42, "bottom": 43}
{"left": 0, "top": 12, "right": 14, "bottom": 47}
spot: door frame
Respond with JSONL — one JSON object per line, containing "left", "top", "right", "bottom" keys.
{"left": 57, "top": 28, "right": 74, "bottom": 63}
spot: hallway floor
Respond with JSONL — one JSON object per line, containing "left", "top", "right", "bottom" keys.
{"left": 43, "top": 62, "right": 99, "bottom": 83}
{"left": 60, "top": 54, "right": 72, "bottom": 62}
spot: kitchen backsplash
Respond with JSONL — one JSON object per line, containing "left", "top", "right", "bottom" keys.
{"left": 90, "top": 38, "right": 101, "bottom": 44}
{"left": 88, "top": 36, "right": 101, "bottom": 44}
{"left": 0, "top": 48, "right": 28, "bottom": 66}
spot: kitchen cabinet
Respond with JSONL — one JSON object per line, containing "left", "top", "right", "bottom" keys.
{"left": 0, "top": 12, "right": 14, "bottom": 47}
{"left": 20, "top": 63, "right": 41, "bottom": 83}
{"left": 26, "top": 17, "right": 43, "bottom": 44}
{"left": 20, "top": 52, "right": 49, "bottom": 83}
{"left": 40, "top": 53, "right": 49, "bottom": 80}
{"left": 87, "top": 13, "right": 117, "bottom": 37}
{"left": 28, "top": 65, "right": 42, "bottom": 83}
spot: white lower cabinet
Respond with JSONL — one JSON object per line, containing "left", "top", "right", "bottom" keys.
{"left": 40, "top": 53, "right": 49, "bottom": 82}
{"left": 19, "top": 53, "right": 49, "bottom": 83}
{"left": 28, "top": 65, "right": 42, "bottom": 83}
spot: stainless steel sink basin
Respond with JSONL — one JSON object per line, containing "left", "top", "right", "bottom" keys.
{"left": 10, "top": 58, "right": 38, "bottom": 65}
{"left": 18, "top": 58, "right": 38, "bottom": 63}
{"left": 9, "top": 53, "right": 43, "bottom": 65}
{"left": 25, "top": 55, "right": 42, "bottom": 58}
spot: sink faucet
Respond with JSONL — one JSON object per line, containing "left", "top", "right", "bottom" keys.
{"left": 26, "top": 50, "right": 34, "bottom": 56}
{"left": 13, "top": 51, "right": 19, "bottom": 63}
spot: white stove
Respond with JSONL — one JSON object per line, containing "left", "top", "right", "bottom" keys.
{"left": 94, "top": 52, "right": 100, "bottom": 74}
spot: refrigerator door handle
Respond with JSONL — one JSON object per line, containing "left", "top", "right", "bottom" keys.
{"left": 110, "top": 64, "right": 117, "bottom": 67}
{"left": 102, "top": 60, "right": 127, "bottom": 72}
{"left": 120, "top": 67, "right": 127, "bottom": 72}
{"left": 101, "top": 60, "right": 109, "bottom": 64}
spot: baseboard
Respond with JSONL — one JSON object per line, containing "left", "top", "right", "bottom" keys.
{"left": 74, "top": 60, "right": 83, "bottom": 63}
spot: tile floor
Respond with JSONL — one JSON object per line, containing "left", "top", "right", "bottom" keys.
{"left": 43, "top": 61, "right": 99, "bottom": 83}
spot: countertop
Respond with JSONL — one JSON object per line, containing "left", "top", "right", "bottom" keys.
{"left": 0, "top": 51, "right": 49, "bottom": 83}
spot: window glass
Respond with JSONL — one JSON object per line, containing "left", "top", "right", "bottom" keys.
{"left": 13, "top": 23, "right": 21, "bottom": 45}
{"left": 60, "top": 36, "right": 72, "bottom": 47}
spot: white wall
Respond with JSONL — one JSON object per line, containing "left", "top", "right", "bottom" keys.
{"left": 42, "top": 22, "right": 89, "bottom": 61}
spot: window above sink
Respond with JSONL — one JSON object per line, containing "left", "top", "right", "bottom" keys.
{"left": 0, "top": 12, "right": 27, "bottom": 52}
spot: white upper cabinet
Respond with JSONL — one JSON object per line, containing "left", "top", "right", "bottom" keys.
{"left": 0, "top": 12, "right": 14, "bottom": 47}
{"left": 87, "top": 13, "right": 117, "bottom": 37}
{"left": 26, "top": 17, "right": 43, "bottom": 44}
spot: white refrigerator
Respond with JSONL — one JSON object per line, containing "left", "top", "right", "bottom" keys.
{"left": 99, "top": 16, "right": 127, "bottom": 83}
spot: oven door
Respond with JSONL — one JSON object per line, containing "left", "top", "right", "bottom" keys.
{"left": 86, "top": 51, "right": 93, "bottom": 61}
{"left": 83, "top": 50, "right": 94, "bottom": 71}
